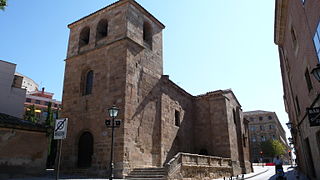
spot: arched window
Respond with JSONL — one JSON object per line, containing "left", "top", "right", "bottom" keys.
{"left": 96, "top": 19, "right": 108, "bottom": 41}
{"left": 78, "top": 132, "right": 93, "bottom": 168}
{"left": 84, "top": 70, "right": 93, "bottom": 95}
{"left": 79, "top": 27, "right": 90, "bottom": 47}
{"left": 143, "top": 22, "right": 152, "bottom": 47}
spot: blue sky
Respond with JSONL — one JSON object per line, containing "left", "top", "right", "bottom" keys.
{"left": 0, "top": 0, "right": 289, "bottom": 136}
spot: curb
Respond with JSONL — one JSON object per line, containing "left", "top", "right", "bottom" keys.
{"left": 244, "top": 169, "right": 269, "bottom": 179}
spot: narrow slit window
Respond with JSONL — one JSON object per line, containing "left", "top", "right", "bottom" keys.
{"left": 175, "top": 110, "right": 180, "bottom": 127}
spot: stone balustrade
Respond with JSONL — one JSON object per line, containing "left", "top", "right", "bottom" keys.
{"left": 166, "top": 153, "right": 232, "bottom": 180}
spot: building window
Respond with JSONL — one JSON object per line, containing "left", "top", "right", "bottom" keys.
{"left": 35, "top": 100, "right": 41, "bottom": 104}
{"left": 261, "top": 136, "right": 266, "bottom": 142}
{"left": 269, "top": 125, "right": 273, "bottom": 130}
{"left": 174, "top": 110, "right": 180, "bottom": 127}
{"left": 243, "top": 134, "right": 247, "bottom": 147}
{"left": 317, "top": 131, "right": 320, "bottom": 156}
{"left": 143, "top": 22, "right": 152, "bottom": 48}
{"left": 291, "top": 26, "right": 298, "bottom": 48}
{"left": 259, "top": 116, "right": 263, "bottom": 121}
{"left": 272, "top": 135, "right": 276, "bottom": 140}
{"left": 84, "top": 70, "right": 94, "bottom": 95}
{"left": 268, "top": 116, "right": 272, "bottom": 120}
{"left": 295, "top": 96, "right": 301, "bottom": 115}
{"left": 233, "top": 109, "right": 237, "bottom": 125}
{"left": 252, "top": 137, "right": 256, "bottom": 142}
{"left": 260, "top": 125, "right": 265, "bottom": 131}
{"left": 79, "top": 27, "right": 90, "bottom": 47}
{"left": 313, "top": 22, "right": 320, "bottom": 62}
{"left": 45, "top": 101, "right": 49, "bottom": 106}
{"left": 250, "top": 125, "right": 256, "bottom": 131}
{"left": 305, "top": 68, "right": 313, "bottom": 92}
{"left": 96, "top": 19, "right": 108, "bottom": 41}
{"left": 54, "top": 104, "right": 58, "bottom": 107}
{"left": 250, "top": 117, "right": 254, "bottom": 121}
{"left": 26, "top": 98, "right": 31, "bottom": 103}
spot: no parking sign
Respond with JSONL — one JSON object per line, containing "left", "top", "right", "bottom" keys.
{"left": 54, "top": 118, "right": 68, "bottom": 139}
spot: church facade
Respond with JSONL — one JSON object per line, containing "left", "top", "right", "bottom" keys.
{"left": 60, "top": 0, "right": 251, "bottom": 178}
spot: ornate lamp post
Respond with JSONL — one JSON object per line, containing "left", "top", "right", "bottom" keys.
{"left": 311, "top": 64, "right": 320, "bottom": 82}
{"left": 106, "top": 105, "right": 120, "bottom": 180}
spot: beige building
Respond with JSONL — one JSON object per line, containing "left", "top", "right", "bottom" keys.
{"left": 274, "top": 0, "right": 320, "bottom": 179}
{"left": 0, "top": 60, "right": 26, "bottom": 118}
{"left": 60, "top": 0, "right": 252, "bottom": 179}
{"left": 244, "top": 111, "right": 289, "bottom": 163}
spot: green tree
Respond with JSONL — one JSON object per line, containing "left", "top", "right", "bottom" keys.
{"left": 24, "top": 105, "right": 38, "bottom": 123}
{"left": 0, "top": 0, "right": 7, "bottom": 10}
{"left": 45, "top": 102, "right": 54, "bottom": 127}
{"left": 260, "top": 139, "right": 286, "bottom": 157}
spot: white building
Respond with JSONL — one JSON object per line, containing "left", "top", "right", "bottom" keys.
{"left": 14, "top": 72, "right": 39, "bottom": 94}
{"left": 0, "top": 60, "right": 26, "bottom": 118}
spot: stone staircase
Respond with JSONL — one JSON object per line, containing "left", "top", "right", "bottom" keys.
{"left": 125, "top": 167, "right": 167, "bottom": 180}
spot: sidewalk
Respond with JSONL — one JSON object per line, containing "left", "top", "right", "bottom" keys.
{"left": 213, "top": 165, "right": 269, "bottom": 180}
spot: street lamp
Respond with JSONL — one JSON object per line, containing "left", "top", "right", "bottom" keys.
{"left": 311, "top": 64, "right": 320, "bottom": 82}
{"left": 106, "top": 105, "right": 119, "bottom": 180}
{"left": 286, "top": 122, "right": 293, "bottom": 130}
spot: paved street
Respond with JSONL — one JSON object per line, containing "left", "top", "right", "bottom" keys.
{"left": 4, "top": 165, "right": 310, "bottom": 180}
{"left": 214, "top": 165, "right": 309, "bottom": 180}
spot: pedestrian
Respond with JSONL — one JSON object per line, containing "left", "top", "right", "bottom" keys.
{"left": 273, "top": 155, "right": 283, "bottom": 173}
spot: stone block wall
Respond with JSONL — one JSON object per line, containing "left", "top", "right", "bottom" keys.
{"left": 194, "top": 93, "right": 231, "bottom": 158}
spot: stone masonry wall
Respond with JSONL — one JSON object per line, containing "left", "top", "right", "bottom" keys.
{"left": 122, "top": 1, "right": 164, "bottom": 173}
{"left": 0, "top": 128, "right": 48, "bottom": 177}
{"left": 194, "top": 94, "right": 231, "bottom": 158}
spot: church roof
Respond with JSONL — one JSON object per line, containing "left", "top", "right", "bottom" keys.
{"left": 68, "top": 0, "right": 165, "bottom": 29}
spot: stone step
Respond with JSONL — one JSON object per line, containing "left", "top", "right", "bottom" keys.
{"left": 129, "top": 171, "right": 166, "bottom": 175}
{"left": 125, "top": 167, "right": 167, "bottom": 180}
{"left": 126, "top": 174, "right": 165, "bottom": 178}
{"left": 126, "top": 178, "right": 166, "bottom": 180}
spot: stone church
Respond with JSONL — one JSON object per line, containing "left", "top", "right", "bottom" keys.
{"left": 60, "top": 0, "right": 252, "bottom": 179}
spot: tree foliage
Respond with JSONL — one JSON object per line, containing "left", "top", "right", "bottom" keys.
{"left": 24, "top": 105, "right": 38, "bottom": 123}
{"left": 46, "top": 102, "right": 54, "bottom": 127}
{"left": 260, "top": 139, "right": 286, "bottom": 157}
{"left": 0, "top": 0, "right": 7, "bottom": 10}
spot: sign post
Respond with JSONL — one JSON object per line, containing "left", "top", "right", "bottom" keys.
{"left": 54, "top": 118, "right": 68, "bottom": 180}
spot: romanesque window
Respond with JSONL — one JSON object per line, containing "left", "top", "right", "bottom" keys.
{"left": 79, "top": 27, "right": 90, "bottom": 47}
{"left": 313, "top": 22, "right": 320, "bottom": 61}
{"left": 96, "top": 19, "right": 108, "bottom": 41}
{"left": 143, "top": 22, "right": 152, "bottom": 48}
{"left": 83, "top": 70, "right": 94, "bottom": 95}
{"left": 174, "top": 110, "right": 180, "bottom": 127}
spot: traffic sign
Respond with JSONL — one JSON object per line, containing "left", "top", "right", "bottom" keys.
{"left": 54, "top": 118, "right": 68, "bottom": 139}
